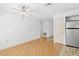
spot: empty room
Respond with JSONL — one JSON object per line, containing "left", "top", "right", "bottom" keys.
{"left": 0, "top": 3, "right": 79, "bottom": 56}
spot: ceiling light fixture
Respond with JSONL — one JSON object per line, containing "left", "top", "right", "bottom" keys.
{"left": 10, "top": 4, "right": 34, "bottom": 20}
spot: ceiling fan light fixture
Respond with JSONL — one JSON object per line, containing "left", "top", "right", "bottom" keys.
{"left": 9, "top": 4, "right": 35, "bottom": 20}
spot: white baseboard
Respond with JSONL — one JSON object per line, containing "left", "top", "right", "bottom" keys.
{"left": 54, "top": 40, "right": 65, "bottom": 45}
{"left": 0, "top": 36, "right": 40, "bottom": 50}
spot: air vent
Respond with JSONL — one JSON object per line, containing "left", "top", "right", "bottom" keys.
{"left": 43, "top": 32, "right": 47, "bottom": 37}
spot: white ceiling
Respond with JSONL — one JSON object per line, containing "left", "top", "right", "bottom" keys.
{"left": 0, "top": 3, "right": 79, "bottom": 19}
{"left": 28, "top": 3, "right": 79, "bottom": 14}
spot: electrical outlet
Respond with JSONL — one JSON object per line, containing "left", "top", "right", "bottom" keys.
{"left": 43, "top": 32, "right": 47, "bottom": 36}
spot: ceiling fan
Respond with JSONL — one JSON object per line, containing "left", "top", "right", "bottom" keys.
{"left": 9, "top": 4, "right": 35, "bottom": 20}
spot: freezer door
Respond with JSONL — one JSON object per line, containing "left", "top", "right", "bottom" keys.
{"left": 66, "top": 22, "right": 79, "bottom": 28}
{"left": 66, "top": 29, "right": 79, "bottom": 47}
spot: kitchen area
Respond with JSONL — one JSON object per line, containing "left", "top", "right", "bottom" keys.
{"left": 65, "top": 15, "right": 79, "bottom": 48}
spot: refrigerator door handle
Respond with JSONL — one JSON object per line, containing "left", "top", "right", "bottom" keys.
{"left": 66, "top": 28, "right": 79, "bottom": 29}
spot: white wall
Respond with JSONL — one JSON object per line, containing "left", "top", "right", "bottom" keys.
{"left": 0, "top": 13, "right": 41, "bottom": 50}
{"left": 49, "top": 20, "right": 54, "bottom": 36}
{"left": 54, "top": 9, "right": 79, "bottom": 44}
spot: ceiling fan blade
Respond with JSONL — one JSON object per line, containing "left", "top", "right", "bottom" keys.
{"left": 9, "top": 7, "right": 18, "bottom": 10}
{"left": 8, "top": 8, "right": 21, "bottom": 13}
{"left": 23, "top": 12, "right": 33, "bottom": 17}
{"left": 11, "top": 8, "right": 19, "bottom": 10}
{"left": 10, "top": 12, "right": 21, "bottom": 16}
{"left": 29, "top": 12, "right": 42, "bottom": 19}
{"left": 10, "top": 12, "right": 18, "bottom": 14}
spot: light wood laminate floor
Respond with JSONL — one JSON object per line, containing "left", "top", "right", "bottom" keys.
{"left": 0, "top": 37, "right": 63, "bottom": 56}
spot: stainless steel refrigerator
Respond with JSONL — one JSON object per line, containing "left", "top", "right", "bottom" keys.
{"left": 66, "top": 16, "right": 79, "bottom": 47}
